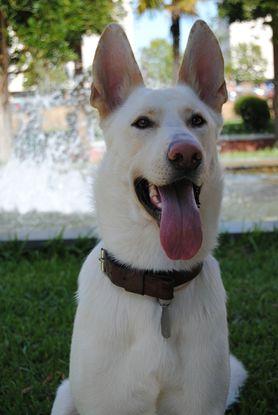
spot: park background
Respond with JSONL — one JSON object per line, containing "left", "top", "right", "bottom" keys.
{"left": 0, "top": 1, "right": 277, "bottom": 414}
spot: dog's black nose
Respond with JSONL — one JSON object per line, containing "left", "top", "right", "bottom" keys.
{"left": 167, "top": 140, "right": 202, "bottom": 171}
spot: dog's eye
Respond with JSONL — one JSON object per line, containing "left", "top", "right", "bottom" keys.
{"left": 190, "top": 114, "right": 206, "bottom": 127}
{"left": 132, "top": 116, "right": 154, "bottom": 129}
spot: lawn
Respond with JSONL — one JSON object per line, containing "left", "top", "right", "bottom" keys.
{"left": 0, "top": 233, "right": 277, "bottom": 414}
{"left": 220, "top": 147, "right": 278, "bottom": 161}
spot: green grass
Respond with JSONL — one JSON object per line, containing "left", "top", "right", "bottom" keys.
{"left": 222, "top": 119, "right": 274, "bottom": 135}
{"left": 0, "top": 234, "right": 277, "bottom": 414}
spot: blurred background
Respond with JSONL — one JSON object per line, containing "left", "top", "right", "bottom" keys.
{"left": 0, "top": 0, "right": 277, "bottom": 242}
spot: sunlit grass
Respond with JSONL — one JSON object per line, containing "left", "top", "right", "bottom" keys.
{"left": 220, "top": 147, "right": 278, "bottom": 160}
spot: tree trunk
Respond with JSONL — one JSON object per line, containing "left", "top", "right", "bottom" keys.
{"left": 170, "top": 11, "right": 180, "bottom": 83}
{"left": 73, "top": 40, "right": 83, "bottom": 76}
{"left": 271, "top": 19, "right": 278, "bottom": 139}
{"left": 0, "top": 10, "right": 12, "bottom": 163}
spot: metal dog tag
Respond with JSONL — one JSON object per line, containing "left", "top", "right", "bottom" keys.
{"left": 159, "top": 299, "right": 171, "bottom": 339}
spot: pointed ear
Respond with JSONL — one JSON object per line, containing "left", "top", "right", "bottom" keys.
{"left": 178, "top": 20, "right": 227, "bottom": 113}
{"left": 90, "top": 24, "right": 144, "bottom": 118}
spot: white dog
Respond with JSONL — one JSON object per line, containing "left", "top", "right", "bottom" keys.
{"left": 51, "top": 20, "right": 247, "bottom": 415}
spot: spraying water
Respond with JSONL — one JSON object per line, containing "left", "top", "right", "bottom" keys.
{"left": 0, "top": 80, "right": 277, "bottom": 239}
{"left": 0, "top": 80, "right": 102, "bottom": 215}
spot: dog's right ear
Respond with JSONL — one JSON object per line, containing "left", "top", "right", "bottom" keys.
{"left": 90, "top": 24, "right": 144, "bottom": 118}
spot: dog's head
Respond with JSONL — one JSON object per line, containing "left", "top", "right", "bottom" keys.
{"left": 91, "top": 21, "right": 227, "bottom": 269}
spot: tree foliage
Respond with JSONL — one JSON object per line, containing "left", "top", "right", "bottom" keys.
{"left": 218, "top": 0, "right": 278, "bottom": 134}
{"left": 0, "top": 0, "right": 123, "bottom": 84}
{"left": 137, "top": 0, "right": 197, "bottom": 80}
{"left": 231, "top": 43, "right": 267, "bottom": 82}
{"left": 141, "top": 38, "right": 173, "bottom": 86}
{"left": 137, "top": 0, "right": 197, "bottom": 15}
{"left": 218, "top": 0, "right": 278, "bottom": 23}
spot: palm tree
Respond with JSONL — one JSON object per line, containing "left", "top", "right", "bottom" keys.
{"left": 137, "top": 0, "right": 198, "bottom": 81}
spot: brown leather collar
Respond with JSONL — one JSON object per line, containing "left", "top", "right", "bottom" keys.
{"left": 99, "top": 248, "right": 203, "bottom": 301}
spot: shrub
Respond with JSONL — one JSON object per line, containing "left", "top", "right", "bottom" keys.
{"left": 234, "top": 95, "right": 270, "bottom": 132}
{"left": 222, "top": 119, "right": 274, "bottom": 135}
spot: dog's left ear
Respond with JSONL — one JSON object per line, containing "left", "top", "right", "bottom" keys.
{"left": 178, "top": 20, "right": 227, "bottom": 113}
{"left": 90, "top": 23, "right": 144, "bottom": 118}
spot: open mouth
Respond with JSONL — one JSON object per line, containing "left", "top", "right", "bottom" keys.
{"left": 134, "top": 178, "right": 201, "bottom": 221}
{"left": 134, "top": 177, "right": 203, "bottom": 260}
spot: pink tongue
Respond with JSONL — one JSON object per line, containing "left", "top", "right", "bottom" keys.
{"left": 158, "top": 181, "right": 202, "bottom": 260}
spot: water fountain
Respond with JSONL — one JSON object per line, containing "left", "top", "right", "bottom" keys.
{"left": 0, "top": 78, "right": 100, "bottom": 240}
{"left": 0, "top": 78, "right": 277, "bottom": 241}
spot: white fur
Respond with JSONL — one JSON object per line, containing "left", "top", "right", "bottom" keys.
{"left": 51, "top": 380, "right": 78, "bottom": 415}
{"left": 227, "top": 355, "right": 248, "bottom": 409}
{"left": 52, "top": 22, "right": 247, "bottom": 414}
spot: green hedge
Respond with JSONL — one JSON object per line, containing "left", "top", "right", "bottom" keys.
{"left": 234, "top": 95, "right": 270, "bottom": 132}
{"left": 222, "top": 119, "right": 274, "bottom": 135}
